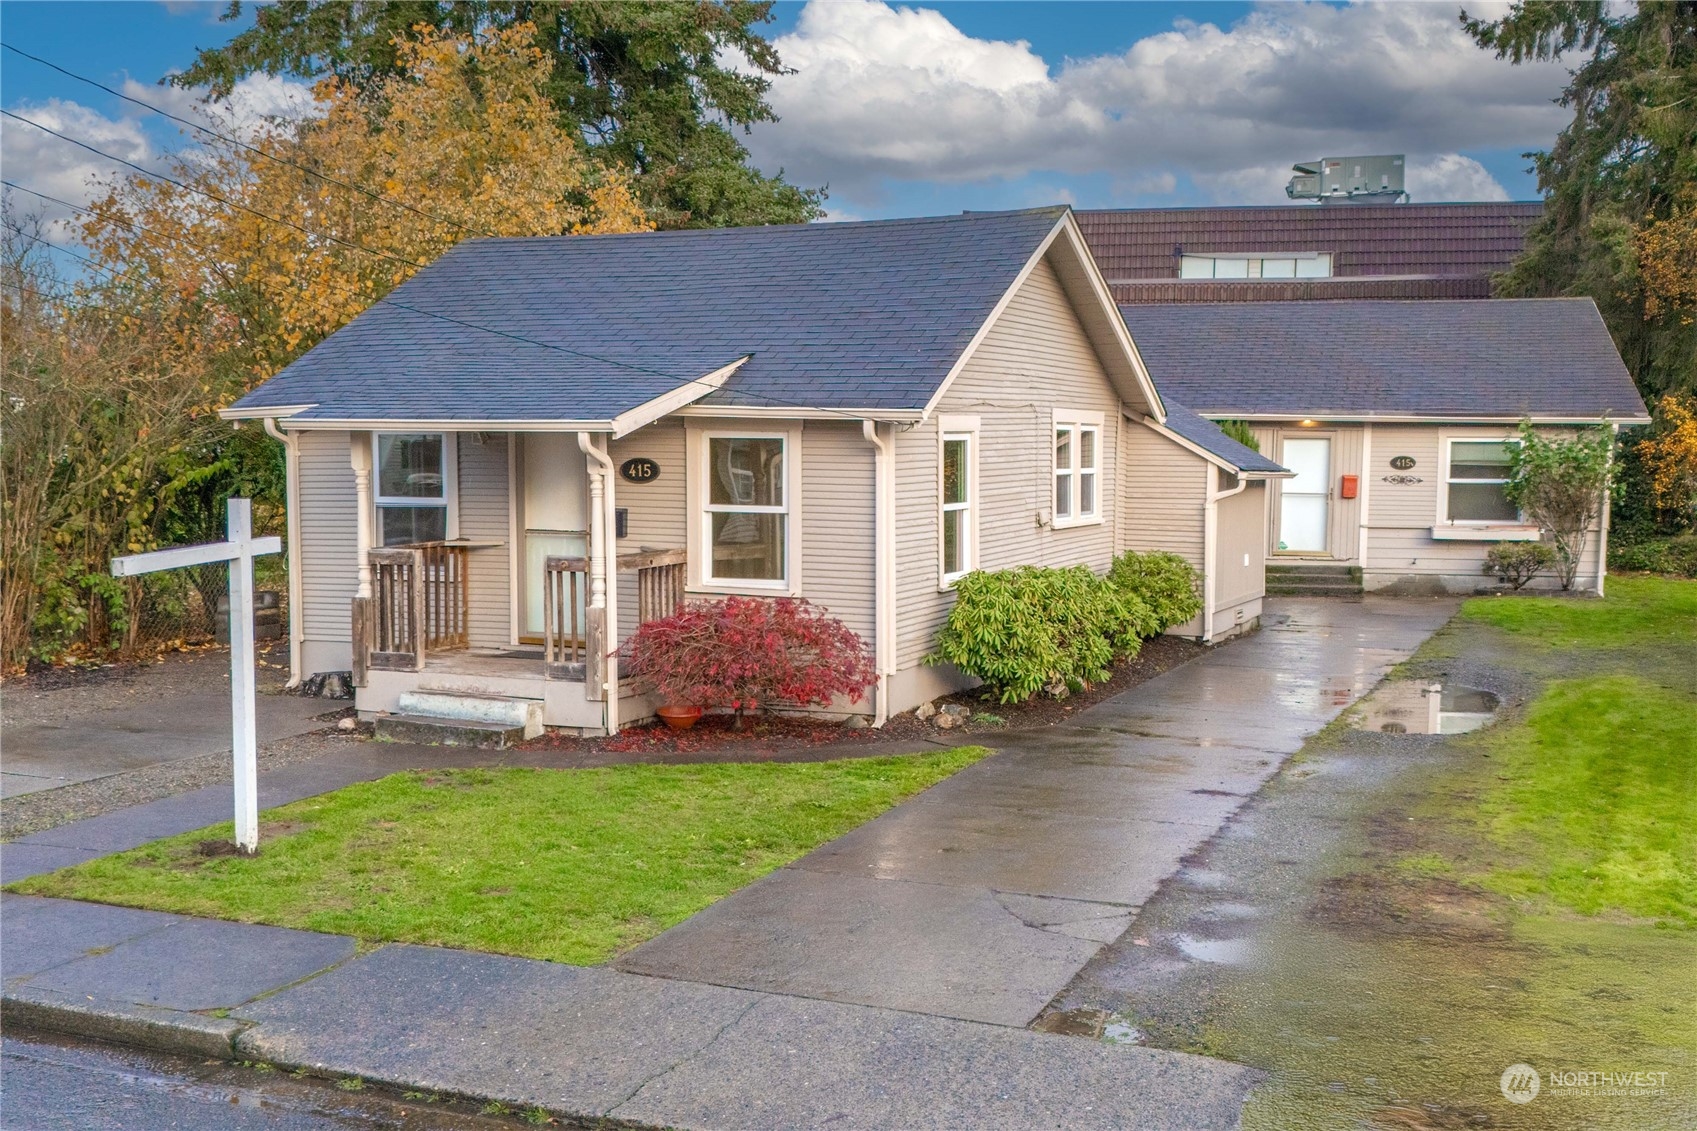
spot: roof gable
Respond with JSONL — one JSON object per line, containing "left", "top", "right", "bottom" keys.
{"left": 229, "top": 208, "right": 1074, "bottom": 426}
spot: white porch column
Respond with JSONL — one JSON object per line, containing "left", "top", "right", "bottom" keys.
{"left": 579, "top": 432, "right": 620, "bottom": 734}
{"left": 350, "top": 431, "right": 374, "bottom": 599}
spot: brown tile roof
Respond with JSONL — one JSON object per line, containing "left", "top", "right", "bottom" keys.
{"left": 1078, "top": 202, "right": 1542, "bottom": 303}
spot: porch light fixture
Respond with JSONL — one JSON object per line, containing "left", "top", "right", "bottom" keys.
{"left": 1298, "top": 419, "right": 1319, "bottom": 427}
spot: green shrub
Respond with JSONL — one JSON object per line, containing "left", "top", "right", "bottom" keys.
{"left": 1218, "top": 420, "right": 1260, "bottom": 452}
{"left": 928, "top": 565, "right": 1151, "bottom": 704}
{"left": 1609, "top": 533, "right": 1697, "bottom": 578}
{"left": 1483, "top": 541, "right": 1558, "bottom": 589}
{"left": 1106, "top": 550, "right": 1203, "bottom": 632}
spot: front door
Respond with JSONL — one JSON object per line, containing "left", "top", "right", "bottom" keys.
{"left": 520, "top": 435, "right": 589, "bottom": 643}
{"left": 1278, "top": 437, "right": 1331, "bottom": 554}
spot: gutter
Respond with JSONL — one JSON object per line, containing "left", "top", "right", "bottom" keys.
{"left": 861, "top": 419, "right": 895, "bottom": 726}
{"left": 261, "top": 417, "right": 304, "bottom": 688}
{"left": 1203, "top": 467, "right": 1252, "bottom": 644}
{"left": 578, "top": 432, "right": 620, "bottom": 735}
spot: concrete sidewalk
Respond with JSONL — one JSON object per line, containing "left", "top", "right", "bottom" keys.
{"left": 1, "top": 894, "right": 1260, "bottom": 1129}
{"left": 616, "top": 597, "right": 1457, "bottom": 1026}
{"left": 1, "top": 597, "right": 1457, "bottom": 1128}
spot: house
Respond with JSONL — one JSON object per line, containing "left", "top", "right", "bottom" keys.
{"left": 223, "top": 208, "right": 1285, "bottom": 736}
{"left": 1076, "top": 201, "right": 1543, "bottom": 304}
{"left": 1117, "top": 299, "right": 1650, "bottom": 595}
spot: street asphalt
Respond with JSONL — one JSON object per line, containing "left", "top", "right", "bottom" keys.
{"left": 0, "top": 597, "right": 1458, "bottom": 1129}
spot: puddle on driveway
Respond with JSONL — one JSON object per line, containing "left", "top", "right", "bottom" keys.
{"left": 1351, "top": 681, "right": 1499, "bottom": 735}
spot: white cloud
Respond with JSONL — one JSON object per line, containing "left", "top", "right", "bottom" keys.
{"left": 2, "top": 74, "right": 316, "bottom": 231}
{"left": 1406, "top": 153, "right": 1511, "bottom": 203}
{"left": 750, "top": 0, "right": 1566, "bottom": 204}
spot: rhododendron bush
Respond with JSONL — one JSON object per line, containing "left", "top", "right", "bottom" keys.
{"left": 621, "top": 597, "right": 875, "bottom": 718}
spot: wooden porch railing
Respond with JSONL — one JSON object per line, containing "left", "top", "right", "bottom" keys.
{"left": 357, "top": 542, "right": 470, "bottom": 674}
{"left": 541, "top": 547, "right": 688, "bottom": 693}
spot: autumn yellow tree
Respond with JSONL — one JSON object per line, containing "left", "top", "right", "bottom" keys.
{"left": 1638, "top": 393, "right": 1697, "bottom": 527}
{"left": 83, "top": 22, "right": 651, "bottom": 389}
{"left": 1637, "top": 193, "right": 1697, "bottom": 326}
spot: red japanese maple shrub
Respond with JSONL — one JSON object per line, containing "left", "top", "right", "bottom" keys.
{"left": 621, "top": 596, "right": 875, "bottom": 720}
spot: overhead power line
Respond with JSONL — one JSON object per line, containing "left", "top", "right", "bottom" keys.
{"left": 1, "top": 124, "right": 890, "bottom": 424}
{"left": 0, "top": 41, "right": 499, "bottom": 240}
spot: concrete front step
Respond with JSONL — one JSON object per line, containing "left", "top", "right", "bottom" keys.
{"left": 374, "top": 714, "right": 529, "bottom": 749}
{"left": 396, "top": 689, "right": 542, "bottom": 740}
{"left": 1266, "top": 563, "right": 1362, "bottom": 596}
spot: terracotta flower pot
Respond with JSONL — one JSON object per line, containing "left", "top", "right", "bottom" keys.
{"left": 657, "top": 705, "right": 704, "bottom": 730}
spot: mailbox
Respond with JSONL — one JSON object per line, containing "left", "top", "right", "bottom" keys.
{"left": 1340, "top": 474, "right": 1359, "bottom": 499}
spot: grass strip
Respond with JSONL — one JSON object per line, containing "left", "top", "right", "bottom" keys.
{"left": 9, "top": 749, "right": 989, "bottom": 964}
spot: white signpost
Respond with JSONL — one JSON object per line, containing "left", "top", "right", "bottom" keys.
{"left": 112, "top": 498, "right": 281, "bottom": 854}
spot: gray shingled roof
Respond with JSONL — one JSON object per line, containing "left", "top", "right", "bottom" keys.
{"left": 1159, "top": 403, "right": 1288, "bottom": 475}
{"left": 232, "top": 208, "right": 1068, "bottom": 422}
{"left": 1118, "top": 299, "right": 1646, "bottom": 420}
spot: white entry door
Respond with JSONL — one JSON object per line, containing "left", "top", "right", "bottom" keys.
{"left": 520, "top": 435, "right": 589, "bottom": 642}
{"left": 1278, "top": 437, "right": 1331, "bottom": 553}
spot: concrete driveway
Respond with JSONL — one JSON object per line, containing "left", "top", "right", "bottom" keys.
{"left": 617, "top": 597, "right": 1458, "bottom": 1027}
{"left": 1, "top": 648, "right": 330, "bottom": 799}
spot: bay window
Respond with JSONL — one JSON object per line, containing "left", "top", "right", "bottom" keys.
{"left": 374, "top": 432, "right": 453, "bottom": 545}
{"left": 704, "top": 434, "right": 788, "bottom": 585}
{"left": 1445, "top": 439, "right": 1520, "bottom": 523}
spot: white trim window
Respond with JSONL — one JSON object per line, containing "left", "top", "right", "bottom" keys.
{"left": 373, "top": 432, "right": 455, "bottom": 545}
{"left": 940, "top": 431, "right": 974, "bottom": 583}
{"left": 703, "top": 433, "right": 789, "bottom": 587}
{"left": 1053, "top": 415, "right": 1102, "bottom": 527}
{"left": 1444, "top": 438, "right": 1521, "bottom": 523}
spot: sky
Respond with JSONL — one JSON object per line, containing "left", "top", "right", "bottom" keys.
{"left": 0, "top": 0, "right": 1570, "bottom": 236}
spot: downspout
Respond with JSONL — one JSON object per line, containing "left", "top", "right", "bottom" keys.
{"left": 1204, "top": 467, "right": 1251, "bottom": 644}
{"left": 1597, "top": 421, "right": 1617, "bottom": 597}
{"left": 578, "top": 432, "right": 620, "bottom": 735}
{"left": 262, "top": 417, "right": 304, "bottom": 688}
{"left": 862, "top": 419, "right": 893, "bottom": 726}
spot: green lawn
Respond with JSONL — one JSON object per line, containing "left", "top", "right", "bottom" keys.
{"left": 8, "top": 750, "right": 988, "bottom": 964}
{"left": 1458, "top": 574, "right": 1697, "bottom": 650}
{"left": 1474, "top": 674, "right": 1697, "bottom": 924}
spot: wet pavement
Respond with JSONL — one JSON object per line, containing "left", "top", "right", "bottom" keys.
{"left": 2, "top": 1029, "right": 518, "bottom": 1129}
{"left": 616, "top": 597, "right": 1459, "bottom": 1027}
{"left": 2, "top": 647, "right": 329, "bottom": 799}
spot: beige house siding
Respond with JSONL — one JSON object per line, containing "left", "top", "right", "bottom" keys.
{"left": 456, "top": 432, "right": 512, "bottom": 649}
{"left": 610, "top": 420, "right": 688, "bottom": 639}
{"left": 893, "top": 254, "right": 1125, "bottom": 675}
{"left": 1120, "top": 419, "right": 1211, "bottom": 638}
{"left": 796, "top": 421, "right": 876, "bottom": 644}
{"left": 1214, "top": 479, "right": 1267, "bottom": 634}
{"left": 1364, "top": 423, "right": 1602, "bottom": 592}
{"left": 296, "top": 430, "right": 357, "bottom": 675}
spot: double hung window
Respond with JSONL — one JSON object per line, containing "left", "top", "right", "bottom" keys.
{"left": 941, "top": 432, "right": 973, "bottom": 581}
{"left": 374, "top": 433, "right": 451, "bottom": 545}
{"left": 1054, "top": 418, "right": 1100, "bottom": 526}
{"left": 704, "top": 435, "right": 788, "bottom": 585}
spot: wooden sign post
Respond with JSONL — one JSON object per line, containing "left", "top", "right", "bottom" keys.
{"left": 112, "top": 498, "right": 281, "bottom": 854}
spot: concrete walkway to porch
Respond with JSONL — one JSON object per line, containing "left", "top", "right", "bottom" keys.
{"left": 615, "top": 596, "right": 1459, "bottom": 1027}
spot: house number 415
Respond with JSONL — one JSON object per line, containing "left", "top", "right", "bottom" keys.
{"left": 619, "top": 457, "right": 660, "bottom": 483}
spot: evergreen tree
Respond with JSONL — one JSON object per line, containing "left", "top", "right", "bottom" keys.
{"left": 1462, "top": 1, "right": 1697, "bottom": 397}
{"left": 176, "top": 1, "right": 825, "bottom": 229}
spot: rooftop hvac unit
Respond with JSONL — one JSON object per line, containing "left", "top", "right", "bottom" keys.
{"left": 1286, "top": 155, "right": 1407, "bottom": 203}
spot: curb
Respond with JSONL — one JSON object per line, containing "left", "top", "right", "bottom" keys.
{"left": 2, "top": 986, "right": 247, "bottom": 1060}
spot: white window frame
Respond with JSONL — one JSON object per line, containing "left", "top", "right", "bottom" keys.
{"left": 937, "top": 415, "right": 980, "bottom": 587}
{"left": 372, "top": 431, "right": 457, "bottom": 545}
{"left": 1435, "top": 434, "right": 1534, "bottom": 534}
{"left": 691, "top": 427, "right": 799, "bottom": 593}
{"left": 1053, "top": 411, "right": 1104, "bottom": 529}
{"left": 1179, "top": 252, "right": 1333, "bottom": 280}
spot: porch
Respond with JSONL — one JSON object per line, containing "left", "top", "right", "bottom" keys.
{"left": 350, "top": 542, "right": 685, "bottom": 733}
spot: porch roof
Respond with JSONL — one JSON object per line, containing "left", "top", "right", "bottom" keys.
{"left": 226, "top": 208, "right": 1070, "bottom": 425}
{"left": 1118, "top": 298, "right": 1649, "bottom": 423}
